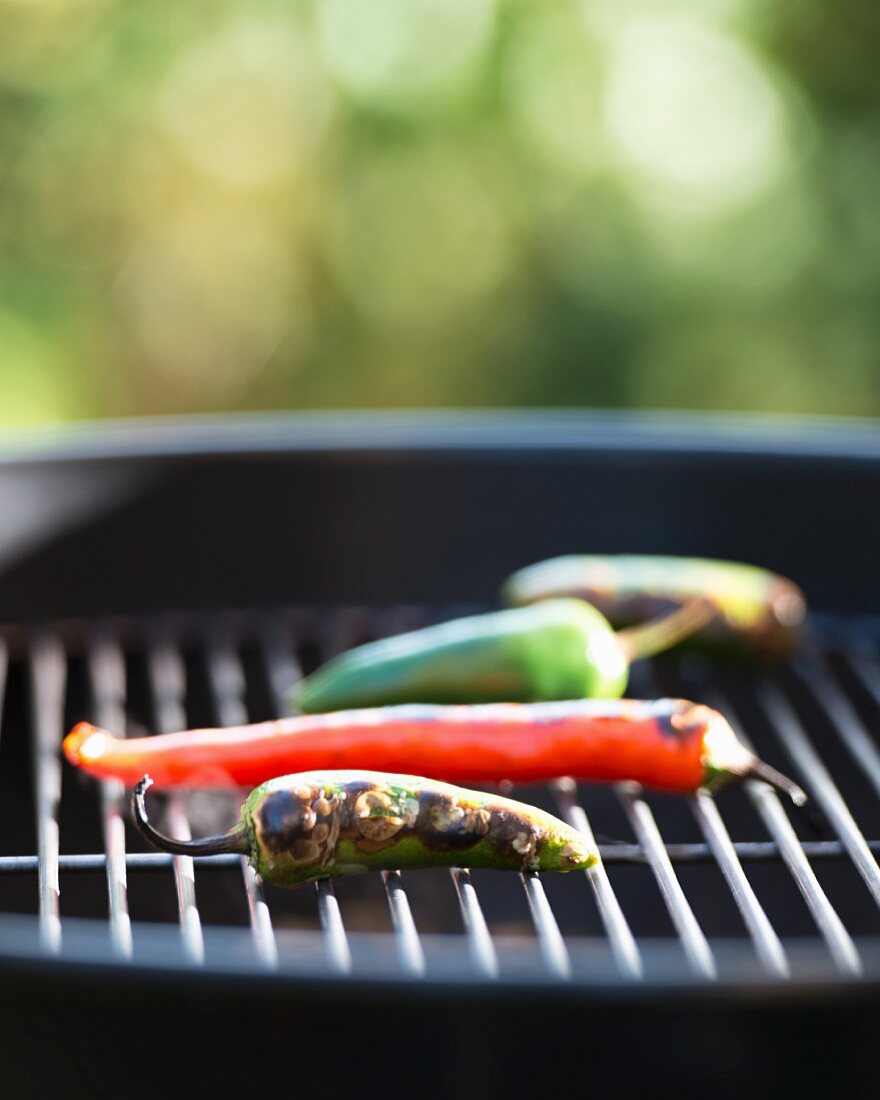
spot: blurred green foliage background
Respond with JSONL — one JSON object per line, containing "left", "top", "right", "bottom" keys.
{"left": 0, "top": 0, "right": 877, "bottom": 424}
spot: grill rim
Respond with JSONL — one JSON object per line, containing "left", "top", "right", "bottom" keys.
{"left": 2, "top": 408, "right": 880, "bottom": 469}
{"left": 3, "top": 912, "right": 880, "bottom": 1002}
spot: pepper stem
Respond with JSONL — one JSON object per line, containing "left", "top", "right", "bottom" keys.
{"left": 615, "top": 597, "right": 716, "bottom": 663}
{"left": 745, "top": 759, "right": 808, "bottom": 807}
{"left": 132, "top": 776, "right": 249, "bottom": 856}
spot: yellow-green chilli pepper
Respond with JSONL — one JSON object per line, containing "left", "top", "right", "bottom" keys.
{"left": 290, "top": 597, "right": 711, "bottom": 714}
{"left": 501, "top": 556, "right": 807, "bottom": 656}
{"left": 132, "top": 771, "right": 596, "bottom": 886}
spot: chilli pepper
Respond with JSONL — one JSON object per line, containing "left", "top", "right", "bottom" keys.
{"left": 290, "top": 597, "right": 712, "bottom": 714}
{"left": 501, "top": 555, "right": 807, "bottom": 655}
{"left": 132, "top": 771, "right": 596, "bottom": 886}
{"left": 67, "top": 698, "right": 806, "bottom": 802}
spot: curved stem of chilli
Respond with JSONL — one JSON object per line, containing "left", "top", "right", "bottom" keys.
{"left": 131, "top": 775, "right": 249, "bottom": 856}
{"left": 746, "top": 759, "right": 808, "bottom": 807}
{"left": 615, "top": 597, "right": 716, "bottom": 663}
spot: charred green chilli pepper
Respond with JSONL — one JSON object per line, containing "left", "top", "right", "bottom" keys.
{"left": 132, "top": 771, "right": 596, "bottom": 886}
{"left": 501, "top": 556, "right": 807, "bottom": 656}
{"left": 291, "top": 597, "right": 711, "bottom": 714}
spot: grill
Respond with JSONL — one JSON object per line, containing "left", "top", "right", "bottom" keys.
{"left": 1, "top": 412, "right": 879, "bottom": 1095}
{"left": 8, "top": 607, "right": 880, "bottom": 982}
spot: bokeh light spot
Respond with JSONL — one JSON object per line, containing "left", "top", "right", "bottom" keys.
{"left": 323, "top": 144, "right": 514, "bottom": 330}
{"left": 0, "top": 310, "right": 78, "bottom": 423}
{"left": 603, "top": 15, "right": 789, "bottom": 216}
{"left": 158, "top": 18, "right": 334, "bottom": 191}
{"left": 116, "top": 203, "right": 300, "bottom": 403}
{"left": 317, "top": 0, "right": 495, "bottom": 110}
{"left": 504, "top": 9, "right": 607, "bottom": 176}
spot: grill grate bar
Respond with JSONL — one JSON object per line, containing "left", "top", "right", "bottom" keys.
{"left": 758, "top": 679, "right": 880, "bottom": 909}
{"left": 520, "top": 871, "right": 572, "bottom": 980}
{"left": 315, "top": 880, "right": 352, "bottom": 973}
{"left": 242, "top": 862, "right": 278, "bottom": 969}
{"left": 163, "top": 799, "right": 204, "bottom": 963}
{"left": 261, "top": 621, "right": 303, "bottom": 715}
{"left": 747, "top": 777, "right": 861, "bottom": 976}
{"left": 382, "top": 870, "right": 426, "bottom": 976}
{"left": 847, "top": 648, "right": 880, "bottom": 715}
{"left": 88, "top": 632, "right": 133, "bottom": 959}
{"left": 318, "top": 608, "right": 500, "bottom": 982}
{"left": 618, "top": 785, "right": 717, "bottom": 979}
{"left": 261, "top": 627, "right": 355, "bottom": 973}
{"left": 704, "top": 685, "right": 861, "bottom": 975}
{"left": 451, "top": 868, "right": 499, "bottom": 978}
{"left": 29, "top": 635, "right": 65, "bottom": 953}
{"left": 448, "top": 866, "right": 496, "bottom": 976}
{"left": 207, "top": 633, "right": 249, "bottom": 728}
{"left": 690, "top": 790, "right": 789, "bottom": 978}
{"left": 627, "top": 660, "right": 720, "bottom": 977}
{"left": 551, "top": 779, "right": 642, "bottom": 979}
{"left": 146, "top": 637, "right": 205, "bottom": 965}
{"left": 335, "top": 610, "right": 432, "bottom": 981}
{"left": 98, "top": 782, "right": 132, "bottom": 958}
{"left": 207, "top": 632, "right": 278, "bottom": 967}
{"left": 799, "top": 654, "right": 880, "bottom": 801}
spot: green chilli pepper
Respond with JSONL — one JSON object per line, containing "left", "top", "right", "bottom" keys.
{"left": 132, "top": 771, "right": 596, "bottom": 886}
{"left": 501, "top": 556, "right": 807, "bottom": 656}
{"left": 290, "top": 597, "right": 710, "bottom": 714}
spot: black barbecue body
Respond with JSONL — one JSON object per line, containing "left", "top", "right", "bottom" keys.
{"left": 0, "top": 410, "right": 878, "bottom": 1098}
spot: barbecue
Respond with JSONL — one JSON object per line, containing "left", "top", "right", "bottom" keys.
{"left": 0, "top": 411, "right": 878, "bottom": 1094}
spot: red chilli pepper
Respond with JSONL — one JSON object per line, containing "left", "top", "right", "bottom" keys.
{"left": 63, "top": 699, "right": 805, "bottom": 803}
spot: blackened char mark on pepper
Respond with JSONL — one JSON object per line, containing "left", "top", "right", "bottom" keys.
{"left": 416, "top": 791, "right": 541, "bottom": 865}
{"left": 336, "top": 779, "right": 378, "bottom": 838}
{"left": 258, "top": 788, "right": 316, "bottom": 854}
{"left": 416, "top": 791, "right": 491, "bottom": 851}
{"left": 257, "top": 785, "right": 341, "bottom": 867}
{"left": 486, "top": 809, "right": 538, "bottom": 866}
{"left": 335, "top": 779, "right": 422, "bottom": 854}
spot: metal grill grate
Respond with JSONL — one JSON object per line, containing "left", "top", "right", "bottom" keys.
{"left": 2, "top": 606, "right": 880, "bottom": 985}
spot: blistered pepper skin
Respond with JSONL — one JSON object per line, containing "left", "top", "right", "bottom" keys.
{"left": 133, "top": 771, "right": 596, "bottom": 887}
{"left": 292, "top": 599, "right": 629, "bottom": 713}
{"left": 502, "top": 555, "right": 807, "bottom": 655}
